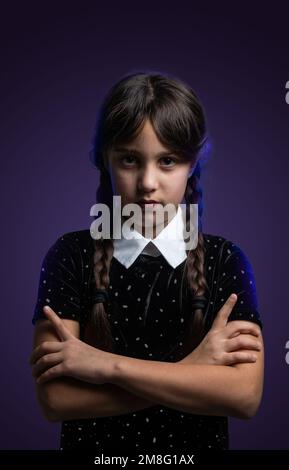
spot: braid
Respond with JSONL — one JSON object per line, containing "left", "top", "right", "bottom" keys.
{"left": 93, "top": 237, "right": 113, "bottom": 290}
{"left": 178, "top": 162, "right": 209, "bottom": 358}
{"left": 184, "top": 162, "right": 207, "bottom": 294}
{"left": 84, "top": 236, "right": 115, "bottom": 352}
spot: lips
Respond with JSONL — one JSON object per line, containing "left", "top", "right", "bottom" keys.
{"left": 138, "top": 200, "right": 160, "bottom": 204}
{"left": 138, "top": 201, "right": 162, "bottom": 213}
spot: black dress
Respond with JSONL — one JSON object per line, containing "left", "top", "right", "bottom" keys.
{"left": 32, "top": 230, "right": 263, "bottom": 452}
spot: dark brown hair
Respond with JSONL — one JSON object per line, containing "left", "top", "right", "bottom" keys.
{"left": 86, "top": 71, "right": 211, "bottom": 358}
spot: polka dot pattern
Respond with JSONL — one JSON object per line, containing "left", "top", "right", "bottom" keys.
{"left": 32, "top": 230, "right": 262, "bottom": 450}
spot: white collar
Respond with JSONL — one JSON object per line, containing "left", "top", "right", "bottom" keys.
{"left": 113, "top": 205, "right": 188, "bottom": 269}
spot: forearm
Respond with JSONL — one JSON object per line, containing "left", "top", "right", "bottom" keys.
{"left": 111, "top": 358, "right": 256, "bottom": 419}
{"left": 37, "top": 378, "right": 157, "bottom": 422}
{"left": 37, "top": 353, "right": 201, "bottom": 421}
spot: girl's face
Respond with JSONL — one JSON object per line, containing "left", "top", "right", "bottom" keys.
{"left": 106, "top": 119, "right": 196, "bottom": 235}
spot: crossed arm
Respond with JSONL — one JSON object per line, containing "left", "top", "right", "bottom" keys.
{"left": 33, "top": 318, "right": 157, "bottom": 421}
{"left": 31, "top": 298, "right": 264, "bottom": 423}
{"left": 112, "top": 351, "right": 264, "bottom": 419}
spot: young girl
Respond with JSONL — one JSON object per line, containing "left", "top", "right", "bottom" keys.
{"left": 30, "top": 71, "right": 264, "bottom": 453}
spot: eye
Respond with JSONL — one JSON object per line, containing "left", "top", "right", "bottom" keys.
{"left": 120, "top": 155, "right": 137, "bottom": 166}
{"left": 118, "top": 154, "right": 178, "bottom": 168}
{"left": 160, "top": 156, "right": 177, "bottom": 167}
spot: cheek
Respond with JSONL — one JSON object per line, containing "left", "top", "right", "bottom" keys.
{"left": 166, "top": 173, "right": 188, "bottom": 199}
{"left": 111, "top": 172, "right": 135, "bottom": 197}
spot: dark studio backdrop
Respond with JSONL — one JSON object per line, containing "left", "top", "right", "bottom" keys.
{"left": 1, "top": 1, "right": 288, "bottom": 450}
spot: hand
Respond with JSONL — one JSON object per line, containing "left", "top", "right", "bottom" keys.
{"left": 179, "top": 293, "right": 261, "bottom": 366}
{"left": 29, "top": 306, "right": 116, "bottom": 385}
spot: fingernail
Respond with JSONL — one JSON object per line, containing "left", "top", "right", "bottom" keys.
{"left": 230, "top": 294, "right": 237, "bottom": 300}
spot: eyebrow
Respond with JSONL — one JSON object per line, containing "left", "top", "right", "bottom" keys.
{"left": 114, "top": 147, "right": 176, "bottom": 157}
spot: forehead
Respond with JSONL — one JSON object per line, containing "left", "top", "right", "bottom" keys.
{"left": 111, "top": 122, "right": 174, "bottom": 157}
{"left": 113, "top": 146, "right": 175, "bottom": 158}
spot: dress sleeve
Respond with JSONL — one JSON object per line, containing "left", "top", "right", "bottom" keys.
{"left": 32, "top": 234, "right": 84, "bottom": 325}
{"left": 208, "top": 239, "right": 263, "bottom": 330}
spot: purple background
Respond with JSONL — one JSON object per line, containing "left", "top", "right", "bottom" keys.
{"left": 1, "top": 2, "right": 288, "bottom": 449}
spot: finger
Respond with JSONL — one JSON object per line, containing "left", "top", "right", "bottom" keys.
{"left": 43, "top": 306, "right": 73, "bottom": 341}
{"left": 223, "top": 351, "right": 258, "bottom": 365}
{"left": 226, "top": 321, "right": 261, "bottom": 338}
{"left": 36, "top": 363, "right": 64, "bottom": 384}
{"left": 32, "top": 352, "right": 62, "bottom": 378}
{"left": 226, "top": 335, "right": 262, "bottom": 353}
{"left": 211, "top": 294, "right": 238, "bottom": 330}
{"left": 29, "top": 341, "right": 61, "bottom": 365}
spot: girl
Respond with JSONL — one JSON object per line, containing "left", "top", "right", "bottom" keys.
{"left": 30, "top": 71, "right": 264, "bottom": 453}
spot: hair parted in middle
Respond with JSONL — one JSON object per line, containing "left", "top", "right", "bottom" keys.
{"left": 87, "top": 70, "right": 212, "bottom": 359}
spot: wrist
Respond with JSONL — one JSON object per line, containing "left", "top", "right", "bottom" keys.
{"left": 178, "top": 348, "right": 199, "bottom": 364}
{"left": 106, "top": 353, "right": 126, "bottom": 384}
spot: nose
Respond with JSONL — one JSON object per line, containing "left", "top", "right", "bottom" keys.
{"left": 137, "top": 164, "right": 158, "bottom": 193}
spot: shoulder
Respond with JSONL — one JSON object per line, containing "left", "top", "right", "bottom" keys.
{"left": 45, "top": 229, "right": 95, "bottom": 260}
{"left": 52, "top": 229, "right": 94, "bottom": 250}
{"left": 33, "top": 229, "right": 95, "bottom": 326}
{"left": 202, "top": 232, "right": 240, "bottom": 250}
{"left": 202, "top": 232, "right": 258, "bottom": 295}
{"left": 202, "top": 233, "right": 227, "bottom": 252}
{"left": 202, "top": 232, "right": 253, "bottom": 267}
{"left": 39, "top": 229, "right": 96, "bottom": 281}
{"left": 202, "top": 233, "right": 262, "bottom": 330}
